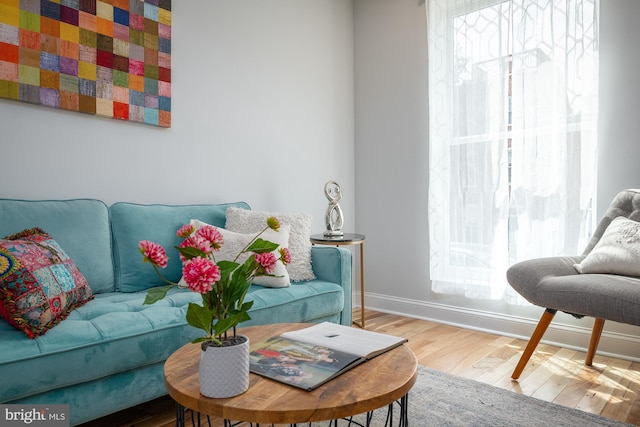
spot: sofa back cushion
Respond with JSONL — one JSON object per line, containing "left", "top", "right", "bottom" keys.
{"left": 110, "top": 201, "right": 250, "bottom": 292}
{"left": 0, "top": 199, "right": 114, "bottom": 294}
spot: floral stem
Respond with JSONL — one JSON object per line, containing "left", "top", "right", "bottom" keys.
{"left": 152, "top": 264, "right": 178, "bottom": 287}
{"left": 233, "top": 225, "right": 270, "bottom": 263}
{"left": 215, "top": 281, "right": 223, "bottom": 341}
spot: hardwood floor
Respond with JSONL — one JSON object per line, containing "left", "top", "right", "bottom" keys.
{"left": 81, "top": 309, "right": 640, "bottom": 426}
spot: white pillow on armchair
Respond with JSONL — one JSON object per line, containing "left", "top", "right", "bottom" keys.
{"left": 574, "top": 216, "right": 640, "bottom": 277}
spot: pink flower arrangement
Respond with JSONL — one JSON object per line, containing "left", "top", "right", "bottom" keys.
{"left": 139, "top": 217, "right": 290, "bottom": 345}
{"left": 255, "top": 252, "right": 277, "bottom": 274}
{"left": 139, "top": 241, "right": 169, "bottom": 268}
{"left": 182, "top": 256, "right": 220, "bottom": 294}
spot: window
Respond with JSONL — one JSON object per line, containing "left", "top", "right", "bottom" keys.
{"left": 427, "top": 0, "right": 599, "bottom": 301}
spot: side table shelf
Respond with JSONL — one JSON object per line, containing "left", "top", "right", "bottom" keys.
{"left": 310, "top": 233, "right": 366, "bottom": 328}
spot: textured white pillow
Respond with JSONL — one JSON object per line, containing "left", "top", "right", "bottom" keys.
{"left": 189, "top": 219, "right": 291, "bottom": 288}
{"left": 225, "top": 207, "right": 315, "bottom": 281}
{"left": 574, "top": 216, "right": 640, "bottom": 277}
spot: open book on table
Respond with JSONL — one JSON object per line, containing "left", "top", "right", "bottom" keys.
{"left": 249, "top": 322, "right": 408, "bottom": 391}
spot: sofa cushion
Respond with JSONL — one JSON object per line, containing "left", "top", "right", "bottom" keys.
{"left": 190, "top": 219, "right": 291, "bottom": 288}
{"left": 0, "top": 288, "right": 201, "bottom": 403}
{"left": 226, "top": 206, "right": 315, "bottom": 282}
{"left": 243, "top": 280, "right": 343, "bottom": 326}
{"left": 110, "top": 202, "right": 250, "bottom": 293}
{"left": 0, "top": 199, "right": 114, "bottom": 294}
{"left": 0, "top": 278, "right": 344, "bottom": 402}
{"left": 0, "top": 228, "right": 94, "bottom": 338}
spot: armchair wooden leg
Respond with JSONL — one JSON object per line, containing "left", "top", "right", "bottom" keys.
{"left": 585, "top": 318, "right": 605, "bottom": 366}
{"left": 512, "top": 308, "right": 557, "bottom": 380}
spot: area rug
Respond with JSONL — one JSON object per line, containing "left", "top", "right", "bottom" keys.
{"left": 331, "top": 365, "right": 632, "bottom": 427}
{"left": 390, "top": 366, "right": 628, "bottom": 427}
{"left": 196, "top": 365, "right": 632, "bottom": 427}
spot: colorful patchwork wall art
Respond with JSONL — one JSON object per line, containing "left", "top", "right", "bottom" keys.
{"left": 0, "top": 0, "right": 171, "bottom": 128}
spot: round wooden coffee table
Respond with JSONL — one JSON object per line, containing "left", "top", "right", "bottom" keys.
{"left": 164, "top": 323, "right": 418, "bottom": 426}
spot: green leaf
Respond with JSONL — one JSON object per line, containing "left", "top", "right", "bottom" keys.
{"left": 229, "top": 266, "right": 250, "bottom": 287}
{"left": 217, "top": 260, "right": 240, "bottom": 282}
{"left": 186, "top": 302, "right": 213, "bottom": 333}
{"left": 246, "top": 238, "right": 279, "bottom": 254}
{"left": 224, "top": 277, "right": 250, "bottom": 306}
{"left": 233, "top": 310, "right": 251, "bottom": 324}
{"left": 238, "top": 311, "right": 251, "bottom": 323}
{"left": 240, "top": 301, "right": 254, "bottom": 312}
{"left": 213, "top": 316, "right": 237, "bottom": 337}
{"left": 176, "top": 245, "right": 207, "bottom": 260}
{"left": 213, "top": 310, "right": 251, "bottom": 337}
{"left": 144, "top": 285, "right": 173, "bottom": 305}
{"left": 191, "top": 336, "right": 221, "bottom": 346}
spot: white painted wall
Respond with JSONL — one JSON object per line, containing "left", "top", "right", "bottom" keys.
{"left": 0, "top": 0, "right": 355, "bottom": 236}
{"left": 355, "top": 0, "right": 640, "bottom": 360}
{"left": 598, "top": 0, "right": 640, "bottom": 205}
{"left": 4, "top": 0, "right": 640, "bottom": 359}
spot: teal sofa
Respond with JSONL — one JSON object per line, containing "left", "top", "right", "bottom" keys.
{"left": 0, "top": 199, "right": 352, "bottom": 426}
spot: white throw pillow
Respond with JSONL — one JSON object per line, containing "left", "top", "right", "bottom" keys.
{"left": 188, "top": 219, "right": 291, "bottom": 288}
{"left": 225, "top": 207, "right": 315, "bottom": 282}
{"left": 574, "top": 216, "right": 640, "bottom": 277}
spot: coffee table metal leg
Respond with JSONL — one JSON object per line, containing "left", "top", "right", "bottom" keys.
{"left": 176, "top": 393, "right": 409, "bottom": 427}
{"left": 386, "top": 401, "right": 394, "bottom": 426}
{"left": 329, "top": 393, "right": 409, "bottom": 427}
{"left": 367, "top": 411, "right": 374, "bottom": 425}
{"left": 384, "top": 393, "right": 409, "bottom": 427}
{"left": 176, "top": 404, "right": 208, "bottom": 427}
{"left": 175, "top": 403, "right": 184, "bottom": 427}
{"left": 398, "top": 393, "right": 409, "bottom": 427}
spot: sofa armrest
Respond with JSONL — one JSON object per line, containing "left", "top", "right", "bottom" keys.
{"left": 310, "top": 246, "right": 353, "bottom": 326}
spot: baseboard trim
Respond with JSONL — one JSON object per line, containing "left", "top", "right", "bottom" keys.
{"left": 357, "top": 292, "right": 640, "bottom": 362}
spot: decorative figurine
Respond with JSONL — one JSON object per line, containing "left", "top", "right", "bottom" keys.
{"left": 324, "top": 180, "right": 344, "bottom": 237}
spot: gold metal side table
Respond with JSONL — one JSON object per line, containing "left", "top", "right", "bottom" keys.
{"left": 310, "top": 233, "right": 366, "bottom": 328}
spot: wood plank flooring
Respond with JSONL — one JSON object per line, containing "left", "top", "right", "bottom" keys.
{"left": 80, "top": 309, "right": 640, "bottom": 426}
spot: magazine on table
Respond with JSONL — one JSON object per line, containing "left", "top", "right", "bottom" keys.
{"left": 249, "top": 322, "right": 408, "bottom": 391}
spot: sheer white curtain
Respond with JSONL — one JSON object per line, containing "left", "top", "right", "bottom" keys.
{"left": 427, "top": 0, "right": 599, "bottom": 301}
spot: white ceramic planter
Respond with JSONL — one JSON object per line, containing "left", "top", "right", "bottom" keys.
{"left": 199, "top": 335, "right": 250, "bottom": 398}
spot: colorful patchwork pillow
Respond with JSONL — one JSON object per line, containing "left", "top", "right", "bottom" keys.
{"left": 0, "top": 228, "right": 94, "bottom": 338}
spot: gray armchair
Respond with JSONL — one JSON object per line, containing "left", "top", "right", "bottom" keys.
{"left": 507, "top": 189, "right": 640, "bottom": 380}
